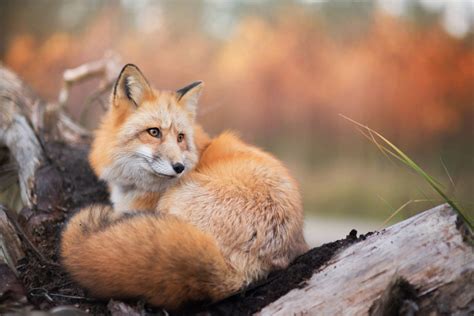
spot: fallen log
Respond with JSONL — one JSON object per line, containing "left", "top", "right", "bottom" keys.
{"left": 259, "top": 204, "right": 473, "bottom": 316}
{"left": 0, "top": 62, "right": 472, "bottom": 315}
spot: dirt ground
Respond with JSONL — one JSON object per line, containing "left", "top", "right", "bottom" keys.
{"left": 14, "top": 142, "right": 369, "bottom": 315}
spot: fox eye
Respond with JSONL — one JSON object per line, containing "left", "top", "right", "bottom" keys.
{"left": 177, "top": 133, "right": 185, "bottom": 143}
{"left": 147, "top": 128, "right": 161, "bottom": 138}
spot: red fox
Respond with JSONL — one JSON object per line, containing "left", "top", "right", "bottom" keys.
{"left": 61, "top": 64, "right": 308, "bottom": 309}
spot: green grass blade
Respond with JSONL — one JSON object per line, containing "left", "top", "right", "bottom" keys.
{"left": 340, "top": 114, "right": 473, "bottom": 231}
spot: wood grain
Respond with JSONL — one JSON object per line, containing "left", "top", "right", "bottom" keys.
{"left": 259, "top": 204, "right": 473, "bottom": 315}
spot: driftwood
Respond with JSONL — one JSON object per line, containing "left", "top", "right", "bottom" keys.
{"left": 0, "top": 61, "right": 473, "bottom": 315}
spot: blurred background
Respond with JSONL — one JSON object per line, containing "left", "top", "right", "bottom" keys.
{"left": 1, "top": 0, "right": 472, "bottom": 245}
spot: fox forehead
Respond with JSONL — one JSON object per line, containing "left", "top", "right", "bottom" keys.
{"left": 124, "top": 91, "right": 193, "bottom": 134}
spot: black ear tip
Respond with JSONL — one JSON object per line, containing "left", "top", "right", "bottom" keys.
{"left": 121, "top": 63, "right": 141, "bottom": 74}
{"left": 196, "top": 80, "right": 204, "bottom": 88}
{"left": 176, "top": 81, "right": 204, "bottom": 99}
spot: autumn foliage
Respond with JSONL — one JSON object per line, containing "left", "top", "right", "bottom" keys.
{"left": 3, "top": 7, "right": 473, "bottom": 146}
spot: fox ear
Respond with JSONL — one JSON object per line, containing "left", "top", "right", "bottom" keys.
{"left": 113, "top": 64, "right": 152, "bottom": 107}
{"left": 176, "top": 81, "right": 203, "bottom": 117}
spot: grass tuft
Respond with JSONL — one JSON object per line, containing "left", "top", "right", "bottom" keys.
{"left": 340, "top": 114, "right": 473, "bottom": 231}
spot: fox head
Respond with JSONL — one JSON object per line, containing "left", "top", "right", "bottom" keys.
{"left": 89, "top": 64, "right": 203, "bottom": 192}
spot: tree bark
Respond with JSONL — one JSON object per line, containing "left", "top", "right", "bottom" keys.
{"left": 259, "top": 204, "right": 473, "bottom": 316}
{"left": 0, "top": 66, "right": 47, "bottom": 209}
{"left": 0, "top": 206, "right": 24, "bottom": 271}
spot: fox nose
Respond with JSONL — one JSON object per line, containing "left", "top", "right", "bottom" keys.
{"left": 172, "top": 163, "right": 185, "bottom": 174}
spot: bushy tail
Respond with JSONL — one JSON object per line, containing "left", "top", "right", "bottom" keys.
{"left": 61, "top": 205, "right": 243, "bottom": 309}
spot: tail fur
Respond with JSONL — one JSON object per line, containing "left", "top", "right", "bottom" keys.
{"left": 61, "top": 205, "right": 243, "bottom": 309}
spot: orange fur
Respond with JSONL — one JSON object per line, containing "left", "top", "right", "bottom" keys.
{"left": 159, "top": 132, "right": 308, "bottom": 282}
{"left": 61, "top": 205, "right": 242, "bottom": 309}
{"left": 128, "top": 191, "right": 161, "bottom": 211}
{"left": 61, "top": 64, "right": 308, "bottom": 309}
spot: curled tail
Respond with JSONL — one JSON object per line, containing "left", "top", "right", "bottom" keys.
{"left": 61, "top": 205, "right": 244, "bottom": 309}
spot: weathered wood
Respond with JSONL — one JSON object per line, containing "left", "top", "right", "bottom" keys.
{"left": 259, "top": 204, "right": 473, "bottom": 315}
{"left": 0, "top": 206, "right": 24, "bottom": 272}
{"left": 57, "top": 52, "right": 121, "bottom": 136}
{"left": 0, "top": 205, "right": 27, "bottom": 313}
{"left": 58, "top": 51, "right": 121, "bottom": 112}
{"left": 0, "top": 66, "right": 46, "bottom": 209}
{"left": 0, "top": 58, "right": 114, "bottom": 210}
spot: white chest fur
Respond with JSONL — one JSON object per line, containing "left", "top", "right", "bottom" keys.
{"left": 109, "top": 184, "right": 136, "bottom": 215}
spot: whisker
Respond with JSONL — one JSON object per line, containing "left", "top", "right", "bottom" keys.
{"left": 134, "top": 152, "right": 159, "bottom": 161}
{"left": 133, "top": 152, "right": 167, "bottom": 174}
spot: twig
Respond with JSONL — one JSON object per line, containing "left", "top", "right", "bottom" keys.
{"left": 57, "top": 52, "right": 121, "bottom": 111}
{"left": 29, "top": 287, "right": 99, "bottom": 302}
{"left": 79, "top": 80, "right": 114, "bottom": 124}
